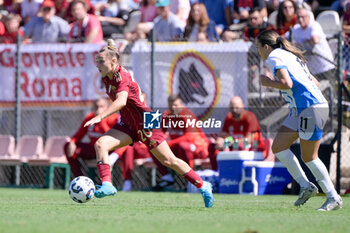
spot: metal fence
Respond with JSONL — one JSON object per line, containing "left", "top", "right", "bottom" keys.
{"left": 334, "top": 33, "right": 350, "bottom": 192}
{"left": 0, "top": 33, "right": 348, "bottom": 193}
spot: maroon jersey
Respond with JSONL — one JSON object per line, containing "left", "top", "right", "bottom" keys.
{"left": 102, "top": 65, "right": 166, "bottom": 149}
{"left": 102, "top": 65, "right": 151, "bottom": 127}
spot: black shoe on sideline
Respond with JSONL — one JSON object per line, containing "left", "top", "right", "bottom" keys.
{"left": 152, "top": 180, "right": 175, "bottom": 192}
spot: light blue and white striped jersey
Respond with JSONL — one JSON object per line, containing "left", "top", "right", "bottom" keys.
{"left": 266, "top": 48, "right": 327, "bottom": 115}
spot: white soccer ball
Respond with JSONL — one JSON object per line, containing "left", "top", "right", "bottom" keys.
{"left": 69, "top": 176, "right": 95, "bottom": 203}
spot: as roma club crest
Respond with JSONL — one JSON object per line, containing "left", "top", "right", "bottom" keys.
{"left": 168, "top": 50, "right": 221, "bottom": 121}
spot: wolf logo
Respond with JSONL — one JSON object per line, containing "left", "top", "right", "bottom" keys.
{"left": 178, "top": 63, "right": 208, "bottom": 105}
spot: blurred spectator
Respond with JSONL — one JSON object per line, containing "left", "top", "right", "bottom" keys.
{"left": 21, "top": 0, "right": 43, "bottom": 24}
{"left": 2, "top": 0, "right": 13, "bottom": 9}
{"left": 266, "top": 0, "right": 280, "bottom": 14}
{"left": 64, "top": 98, "right": 125, "bottom": 177}
{"left": 266, "top": 0, "right": 303, "bottom": 14}
{"left": 232, "top": 0, "right": 267, "bottom": 24}
{"left": 190, "top": 0, "right": 232, "bottom": 36}
{"left": 140, "top": 0, "right": 158, "bottom": 22}
{"left": 3, "top": 0, "right": 21, "bottom": 15}
{"left": 0, "top": 16, "right": 5, "bottom": 35}
{"left": 54, "top": 0, "right": 70, "bottom": 19}
{"left": 152, "top": 95, "right": 209, "bottom": 191}
{"left": 94, "top": 0, "right": 140, "bottom": 11}
{"left": 221, "top": 0, "right": 264, "bottom": 42}
{"left": 221, "top": 0, "right": 267, "bottom": 42}
{"left": 123, "top": 0, "right": 140, "bottom": 10}
{"left": 222, "top": 6, "right": 271, "bottom": 42}
{"left": 0, "top": 13, "right": 23, "bottom": 43}
{"left": 68, "top": 0, "right": 104, "bottom": 43}
{"left": 343, "top": 1, "right": 350, "bottom": 72}
{"left": 153, "top": 0, "right": 184, "bottom": 41}
{"left": 289, "top": 7, "right": 336, "bottom": 80}
{"left": 275, "top": 0, "right": 298, "bottom": 36}
{"left": 306, "top": 0, "right": 334, "bottom": 17}
{"left": 330, "top": 0, "right": 348, "bottom": 16}
{"left": 208, "top": 96, "right": 265, "bottom": 171}
{"left": 182, "top": 2, "right": 219, "bottom": 42}
{"left": 0, "top": 0, "right": 12, "bottom": 13}
{"left": 124, "top": 0, "right": 157, "bottom": 42}
{"left": 91, "top": 0, "right": 108, "bottom": 6}
{"left": 170, "top": 0, "right": 190, "bottom": 26}
{"left": 96, "top": 0, "right": 130, "bottom": 38}
{"left": 66, "top": 0, "right": 95, "bottom": 23}
{"left": 243, "top": 7, "right": 276, "bottom": 41}
{"left": 196, "top": 31, "right": 209, "bottom": 42}
{"left": 243, "top": 8, "right": 276, "bottom": 91}
{"left": 23, "top": 0, "right": 70, "bottom": 43}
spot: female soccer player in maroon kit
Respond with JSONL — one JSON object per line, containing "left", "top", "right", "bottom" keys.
{"left": 64, "top": 98, "right": 124, "bottom": 177}
{"left": 84, "top": 39, "right": 213, "bottom": 208}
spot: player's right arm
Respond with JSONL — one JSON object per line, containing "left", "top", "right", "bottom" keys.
{"left": 260, "top": 68, "right": 293, "bottom": 90}
{"left": 84, "top": 91, "right": 128, "bottom": 127}
{"left": 311, "top": 74, "right": 320, "bottom": 87}
{"left": 66, "top": 142, "right": 77, "bottom": 157}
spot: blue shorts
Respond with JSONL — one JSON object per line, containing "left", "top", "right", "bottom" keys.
{"left": 282, "top": 103, "right": 329, "bottom": 141}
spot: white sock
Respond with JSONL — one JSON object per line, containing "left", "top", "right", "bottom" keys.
{"left": 275, "top": 149, "right": 310, "bottom": 189}
{"left": 122, "top": 180, "right": 132, "bottom": 192}
{"left": 199, "top": 181, "right": 207, "bottom": 191}
{"left": 306, "top": 158, "right": 339, "bottom": 199}
{"left": 162, "top": 173, "right": 174, "bottom": 182}
{"left": 109, "top": 152, "right": 119, "bottom": 167}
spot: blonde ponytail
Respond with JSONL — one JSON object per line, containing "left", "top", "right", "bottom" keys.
{"left": 106, "top": 39, "right": 116, "bottom": 50}
{"left": 99, "top": 38, "right": 121, "bottom": 61}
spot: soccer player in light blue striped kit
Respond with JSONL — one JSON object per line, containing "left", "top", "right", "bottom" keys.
{"left": 255, "top": 30, "right": 342, "bottom": 211}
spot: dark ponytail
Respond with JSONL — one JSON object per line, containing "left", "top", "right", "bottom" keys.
{"left": 257, "top": 30, "right": 306, "bottom": 63}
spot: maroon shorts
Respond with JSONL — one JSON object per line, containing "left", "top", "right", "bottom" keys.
{"left": 113, "top": 122, "right": 166, "bottom": 150}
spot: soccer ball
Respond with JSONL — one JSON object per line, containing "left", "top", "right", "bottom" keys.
{"left": 69, "top": 176, "right": 95, "bottom": 203}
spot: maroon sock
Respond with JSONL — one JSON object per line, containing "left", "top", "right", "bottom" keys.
{"left": 183, "top": 169, "right": 203, "bottom": 188}
{"left": 96, "top": 163, "right": 112, "bottom": 183}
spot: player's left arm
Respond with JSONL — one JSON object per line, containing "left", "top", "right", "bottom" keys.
{"left": 260, "top": 68, "right": 293, "bottom": 90}
{"left": 84, "top": 91, "right": 128, "bottom": 127}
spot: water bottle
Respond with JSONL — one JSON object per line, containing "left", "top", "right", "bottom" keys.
{"left": 223, "top": 136, "right": 233, "bottom": 151}
{"left": 243, "top": 138, "right": 250, "bottom": 150}
{"left": 252, "top": 132, "right": 259, "bottom": 151}
{"left": 232, "top": 138, "right": 239, "bottom": 151}
{"left": 223, "top": 139, "right": 229, "bottom": 151}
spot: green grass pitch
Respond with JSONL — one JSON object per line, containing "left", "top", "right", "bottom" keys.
{"left": 0, "top": 188, "right": 349, "bottom": 233}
